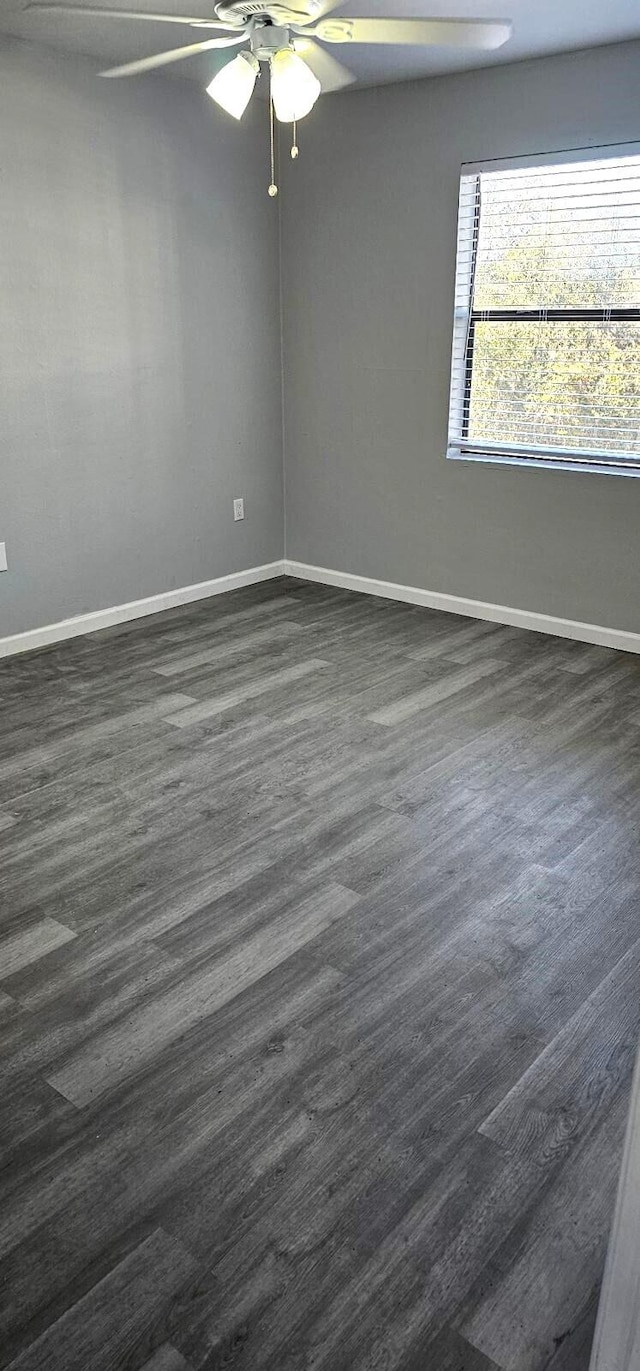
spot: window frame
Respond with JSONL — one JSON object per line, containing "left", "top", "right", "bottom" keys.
{"left": 447, "top": 144, "right": 640, "bottom": 478}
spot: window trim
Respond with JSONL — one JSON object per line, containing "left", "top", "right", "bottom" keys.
{"left": 447, "top": 143, "right": 640, "bottom": 477}
{"left": 447, "top": 447, "right": 640, "bottom": 480}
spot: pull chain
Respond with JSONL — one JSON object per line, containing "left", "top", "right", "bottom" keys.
{"left": 267, "top": 80, "right": 278, "bottom": 198}
{"left": 291, "top": 118, "right": 299, "bottom": 160}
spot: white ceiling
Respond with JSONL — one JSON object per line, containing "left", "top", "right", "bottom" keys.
{"left": 1, "top": 0, "right": 639, "bottom": 89}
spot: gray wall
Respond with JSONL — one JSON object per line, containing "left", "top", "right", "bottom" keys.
{"left": 4, "top": 37, "right": 640, "bottom": 639}
{"left": 0, "top": 37, "right": 283, "bottom": 638}
{"left": 281, "top": 40, "right": 640, "bottom": 632}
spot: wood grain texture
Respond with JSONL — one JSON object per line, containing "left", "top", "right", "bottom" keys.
{"left": 0, "top": 575, "right": 638, "bottom": 1371}
{"left": 140, "top": 1345, "right": 192, "bottom": 1371}
{"left": 462, "top": 1091, "right": 628, "bottom": 1371}
{"left": 6, "top": 1229, "right": 197, "bottom": 1371}
{"left": 399, "top": 1325, "right": 502, "bottom": 1370}
{"left": 47, "top": 881, "right": 358, "bottom": 1106}
{"left": 589, "top": 1041, "right": 640, "bottom": 1371}
{"left": 0, "top": 919, "right": 76, "bottom": 980}
{"left": 479, "top": 936, "right": 640, "bottom": 1161}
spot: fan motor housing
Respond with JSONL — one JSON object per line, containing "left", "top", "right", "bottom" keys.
{"left": 215, "top": 0, "right": 321, "bottom": 26}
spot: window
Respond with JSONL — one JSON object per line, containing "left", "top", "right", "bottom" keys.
{"left": 447, "top": 148, "right": 640, "bottom": 474}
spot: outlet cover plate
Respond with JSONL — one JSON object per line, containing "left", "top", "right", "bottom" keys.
{"left": 0, "top": 543, "right": 7, "bottom": 572}
{"left": 233, "top": 499, "right": 245, "bottom": 522}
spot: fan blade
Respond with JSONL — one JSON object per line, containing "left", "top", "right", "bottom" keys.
{"left": 313, "top": 16, "right": 512, "bottom": 48}
{"left": 24, "top": 4, "right": 238, "bottom": 26}
{"left": 100, "top": 32, "right": 245, "bottom": 75}
{"left": 292, "top": 37, "right": 353, "bottom": 91}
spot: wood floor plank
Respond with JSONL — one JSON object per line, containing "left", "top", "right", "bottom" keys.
{"left": 368, "top": 659, "right": 506, "bottom": 725}
{"left": 163, "top": 658, "right": 331, "bottom": 726}
{"left": 151, "top": 620, "right": 306, "bottom": 677}
{"left": 542, "top": 1287, "right": 600, "bottom": 1370}
{"left": 46, "top": 882, "right": 359, "bottom": 1105}
{"left": 0, "top": 962, "right": 343, "bottom": 1348}
{"left": 461, "top": 1091, "right": 629, "bottom": 1371}
{"left": 6, "top": 1228, "right": 197, "bottom": 1371}
{"left": 406, "top": 617, "right": 507, "bottom": 662}
{"left": 0, "top": 918, "right": 76, "bottom": 980}
{"left": 1, "top": 577, "right": 638, "bottom": 1371}
{"left": 140, "top": 1344, "right": 192, "bottom": 1370}
{"left": 398, "top": 1325, "right": 502, "bottom": 1370}
{"left": 0, "top": 692, "right": 196, "bottom": 803}
{"left": 480, "top": 936, "right": 640, "bottom": 1160}
{"left": 0, "top": 1075, "right": 78, "bottom": 1158}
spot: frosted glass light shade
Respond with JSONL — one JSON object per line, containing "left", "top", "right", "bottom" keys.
{"left": 207, "top": 52, "right": 259, "bottom": 120}
{"left": 270, "top": 48, "right": 321, "bottom": 122}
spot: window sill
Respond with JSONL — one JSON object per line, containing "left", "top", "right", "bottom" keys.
{"left": 446, "top": 447, "right": 640, "bottom": 479}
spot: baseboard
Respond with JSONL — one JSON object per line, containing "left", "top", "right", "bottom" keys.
{"left": 0, "top": 561, "right": 286, "bottom": 659}
{"left": 4, "top": 557, "right": 639, "bottom": 660}
{"left": 283, "top": 559, "right": 640, "bottom": 655}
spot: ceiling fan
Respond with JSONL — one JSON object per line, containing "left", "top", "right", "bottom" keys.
{"left": 26, "top": 2, "right": 512, "bottom": 191}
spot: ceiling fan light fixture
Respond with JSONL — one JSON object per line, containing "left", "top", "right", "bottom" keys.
{"left": 206, "top": 49, "right": 259, "bottom": 119}
{"left": 270, "top": 47, "right": 320, "bottom": 123}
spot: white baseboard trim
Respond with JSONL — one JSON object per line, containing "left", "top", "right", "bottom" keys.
{"left": 0, "top": 561, "right": 286, "bottom": 659}
{"left": 4, "top": 557, "right": 638, "bottom": 660}
{"left": 283, "top": 559, "right": 640, "bottom": 655}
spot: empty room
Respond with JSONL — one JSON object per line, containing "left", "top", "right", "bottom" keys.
{"left": 1, "top": 1, "right": 640, "bottom": 1368}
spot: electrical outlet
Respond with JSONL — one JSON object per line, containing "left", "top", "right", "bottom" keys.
{"left": 233, "top": 498, "right": 245, "bottom": 522}
{"left": 0, "top": 542, "right": 7, "bottom": 573}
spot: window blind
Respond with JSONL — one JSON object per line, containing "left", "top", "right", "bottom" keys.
{"left": 447, "top": 150, "right": 640, "bottom": 472}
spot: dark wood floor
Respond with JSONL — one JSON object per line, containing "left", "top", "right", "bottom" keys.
{"left": 1, "top": 576, "right": 639, "bottom": 1371}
